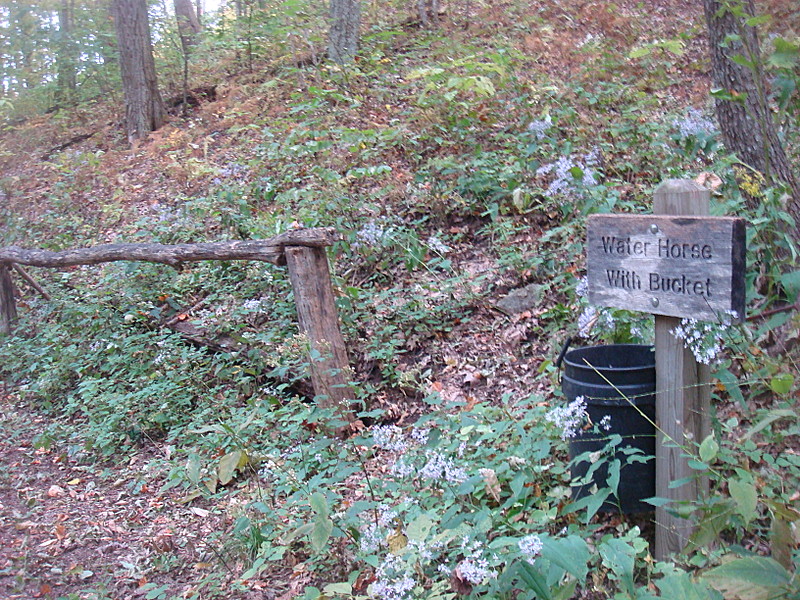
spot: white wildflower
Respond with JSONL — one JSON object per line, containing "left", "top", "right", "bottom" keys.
{"left": 518, "top": 534, "right": 543, "bottom": 564}
{"left": 672, "top": 108, "right": 716, "bottom": 139}
{"left": 577, "top": 305, "right": 597, "bottom": 337}
{"left": 546, "top": 397, "right": 588, "bottom": 440}
{"left": 456, "top": 557, "right": 497, "bottom": 584}
{"left": 372, "top": 425, "right": 409, "bottom": 453}
{"left": 507, "top": 455, "right": 527, "bottom": 467}
{"left": 426, "top": 236, "right": 450, "bottom": 254}
{"left": 527, "top": 115, "right": 552, "bottom": 140}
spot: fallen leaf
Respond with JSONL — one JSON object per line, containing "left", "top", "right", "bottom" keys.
{"left": 47, "top": 485, "right": 65, "bottom": 498}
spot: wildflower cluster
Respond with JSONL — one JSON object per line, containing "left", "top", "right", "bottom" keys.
{"left": 212, "top": 162, "right": 249, "bottom": 185}
{"left": 527, "top": 115, "right": 552, "bottom": 140}
{"left": 546, "top": 397, "right": 588, "bottom": 440}
{"left": 353, "top": 220, "right": 388, "bottom": 248}
{"left": 426, "top": 235, "right": 450, "bottom": 254}
{"left": 449, "top": 537, "right": 498, "bottom": 584}
{"left": 518, "top": 534, "right": 543, "bottom": 564}
{"left": 671, "top": 311, "right": 738, "bottom": 365}
{"left": 371, "top": 424, "right": 469, "bottom": 485}
{"left": 241, "top": 298, "right": 267, "bottom": 313}
{"left": 536, "top": 148, "right": 601, "bottom": 199}
{"left": 370, "top": 554, "right": 416, "bottom": 600}
{"left": 672, "top": 108, "right": 716, "bottom": 140}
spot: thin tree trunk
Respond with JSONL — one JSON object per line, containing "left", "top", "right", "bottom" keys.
{"left": 55, "top": 0, "right": 77, "bottom": 105}
{"left": 329, "top": 0, "right": 360, "bottom": 64}
{"left": 174, "top": 0, "right": 202, "bottom": 50}
{"left": 703, "top": 0, "right": 800, "bottom": 222}
{"left": 110, "top": 0, "right": 166, "bottom": 143}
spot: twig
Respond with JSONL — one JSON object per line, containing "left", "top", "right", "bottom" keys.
{"left": 746, "top": 302, "right": 798, "bottom": 322}
{"left": 164, "top": 297, "right": 207, "bottom": 327}
{"left": 11, "top": 264, "right": 51, "bottom": 300}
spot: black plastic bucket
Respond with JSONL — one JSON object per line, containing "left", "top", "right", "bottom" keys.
{"left": 560, "top": 344, "right": 656, "bottom": 514}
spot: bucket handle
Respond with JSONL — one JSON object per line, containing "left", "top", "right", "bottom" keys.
{"left": 555, "top": 336, "right": 573, "bottom": 373}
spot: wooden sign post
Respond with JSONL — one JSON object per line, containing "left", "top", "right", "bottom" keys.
{"left": 587, "top": 179, "right": 746, "bottom": 559}
{"left": 0, "top": 263, "right": 17, "bottom": 335}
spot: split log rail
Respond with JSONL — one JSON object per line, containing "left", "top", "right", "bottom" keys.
{"left": 0, "top": 227, "right": 353, "bottom": 421}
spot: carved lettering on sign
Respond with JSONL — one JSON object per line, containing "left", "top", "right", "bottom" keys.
{"left": 587, "top": 215, "right": 745, "bottom": 322}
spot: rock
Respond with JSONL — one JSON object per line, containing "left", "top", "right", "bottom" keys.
{"left": 495, "top": 283, "right": 545, "bottom": 315}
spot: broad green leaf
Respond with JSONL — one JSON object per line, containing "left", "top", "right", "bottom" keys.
{"left": 323, "top": 582, "right": 352, "bottom": 595}
{"left": 730, "top": 54, "right": 756, "bottom": 70}
{"left": 310, "top": 492, "right": 329, "bottom": 518}
{"left": 629, "top": 46, "right": 653, "bottom": 59}
{"left": 145, "top": 584, "right": 170, "bottom": 599}
{"left": 768, "top": 38, "right": 800, "bottom": 68}
{"left": 745, "top": 14, "right": 772, "bottom": 27}
{"left": 657, "top": 571, "right": 722, "bottom": 600}
{"left": 218, "top": 450, "right": 243, "bottom": 486}
{"left": 703, "top": 556, "right": 791, "bottom": 600}
{"left": 699, "top": 434, "right": 719, "bottom": 463}
{"left": 716, "top": 368, "right": 746, "bottom": 408}
{"left": 186, "top": 453, "right": 201, "bottom": 485}
{"left": 744, "top": 409, "right": 796, "bottom": 440}
{"left": 598, "top": 538, "right": 635, "bottom": 594}
{"left": 690, "top": 500, "right": 736, "bottom": 547}
{"left": 311, "top": 516, "right": 333, "bottom": 552}
{"left": 407, "top": 514, "right": 433, "bottom": 542}
{"left": 541, "top": 535, "right": 589, "bottom": 583}
{"left": 283, "top": 522, "right": 315, "bottom": 544}
{"left": 769, "top": 373, "right": 795, "bottom": 395}
{"left": 729, "top": 479, "right": 758, "bottom": 524}
{"left": 771, "top": 516, "right": 794, "bottom": 570}
{"left": 517, "top": 561, "right": 552, "bottom": 600}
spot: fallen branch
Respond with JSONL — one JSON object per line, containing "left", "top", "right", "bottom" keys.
{"left": 41, "top": 132, "right": 97, "bottom": 161}
{"left": 746, "top": 301, "right": 799, "bottom": 322}
{"left": 0, "top": 228, "right": 338, "bottom": 269}
{"left": 11, "top": 264, "right": 51, "bottom": 300}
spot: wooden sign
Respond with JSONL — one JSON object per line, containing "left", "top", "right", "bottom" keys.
{"left": 587, "top": 214, "right": 746, "bottom": 322}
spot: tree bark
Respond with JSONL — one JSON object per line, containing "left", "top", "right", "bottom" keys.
{"left": 0, "top": 264, "right": 17, "bottom": 335}
{"left": 285, "top": 246, "right": 354, "bottom": 421}
{"left": 703, "top": 0, "right": 800, "bottom": 219}
{"left": 174, "top": 0, "right": 202, "bottom": 51}
{"left": 329, "top": 0, "right": 360, "bottom": 64}
{"left": 0, "top": 228, "right": 338, "bottom": 269}
{"left": 55, "top": 0, "right": 77, "bottom": 105}
{"left": 110, "top": 0, "right": 166, "bottom": 143}
{"left": 418, "top": 0, "right": 439, "bottom": 28}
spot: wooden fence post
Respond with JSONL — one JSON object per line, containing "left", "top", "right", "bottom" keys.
{"left": 654, "top": 179, "right": 712, "bottom": 559}
{"left": 284, "top": 246, "right": 354, "bottom": 422}
{"left": 0, "top": 263, "right": 17, "bottom": 335}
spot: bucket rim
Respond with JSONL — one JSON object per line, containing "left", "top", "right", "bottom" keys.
{"left": 563, "top": 344, "right": 655, "bottom": 372}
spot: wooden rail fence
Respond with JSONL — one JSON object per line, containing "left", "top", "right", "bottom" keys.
{"left": 0, "top": 227, "right": 354, "bottom": 422}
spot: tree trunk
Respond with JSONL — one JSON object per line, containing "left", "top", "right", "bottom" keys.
{"left": 55, "top": 0, "right": 77, "bottom": 105}
{"left": 110, "top": 0, "right": 166, "bottom": 143}
{"left": 703, "top": 0, "right": 800, "bottom": 222}
{"left": 418, "top": 0, "right": 439, "bottom": 28}
{"left": 329, "top": 0, "right": 360, "bottom": 65}
{"left": 174, "top": 0, "right": 202, "bottom": 51}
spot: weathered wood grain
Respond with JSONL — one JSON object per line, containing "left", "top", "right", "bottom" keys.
{"left": 0, "top": 264, "right": 17, "bottom": 335}
{"left": 653, "top": 179, "right": 712, "bottom": 560}
{"left": 285, "top": 246, "right": 354, "bottom": 423}
{"left": 0, "top": 228, "right": 338, "bottom": 268}
{"left": 588, "top": 214, "right": 746, "bottom": 322}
